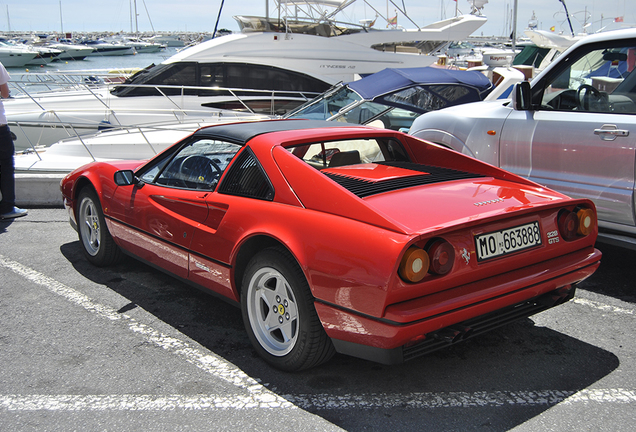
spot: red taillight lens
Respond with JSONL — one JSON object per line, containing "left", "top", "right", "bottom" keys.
{"left": 399, "top": 246, "right": 430, "bottom": 283}
{"left": 558, "top": 210, "right": 579, "bottom": 241}
{"left": 427, "top": 239, "right": 455, "bottom": 275}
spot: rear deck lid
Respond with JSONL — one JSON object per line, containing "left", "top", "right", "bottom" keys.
{"left": 324, "top": 162, "right": 566, "bottom": 234}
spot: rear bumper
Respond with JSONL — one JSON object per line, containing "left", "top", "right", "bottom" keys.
{"left": 316, "top": 247, "right": 601, "bottom": 364}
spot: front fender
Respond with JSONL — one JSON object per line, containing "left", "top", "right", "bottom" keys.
{"left": 409, "top": 128, "right": 477, "bottom": 158}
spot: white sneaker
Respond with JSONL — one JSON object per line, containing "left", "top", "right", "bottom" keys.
{"left": 0, "top": 207, "right": 28, "bottom": 220}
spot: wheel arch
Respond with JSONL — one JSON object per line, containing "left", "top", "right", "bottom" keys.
{"left": 410, "top": 129, "right": 475, "bottom": 157}
{"left": 232, "top": 234, "right": 304, "bottom": 300}
{"left": 71, "top": 176, "right": 98, "bottom": 217}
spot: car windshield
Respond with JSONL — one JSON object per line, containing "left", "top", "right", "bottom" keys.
{"left": 541, "top": 44, "right": 636, "bottom": 113}
{"left": 141, "top": 139, "right": 242, "bottom": 190}
{"left": 286, "top": 85, "right": 364, "bottom": 121}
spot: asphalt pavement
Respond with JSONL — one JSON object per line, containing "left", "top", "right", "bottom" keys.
{"left": 1, "top": 209, "right": 634, "bottom": 431}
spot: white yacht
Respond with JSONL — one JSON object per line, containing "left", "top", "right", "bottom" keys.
{"left": 5, "top": 1, "right": 487, "bottom": 151}
{"left": 0, "top": 42, "right": 39, "bottom": 67}
{"left": 122, "top": 38, "right": 166, "bottom": 53}
{"left": 83, "top": 40, "right": 136, "bottom": 56}
{"left": 47, "top": 42, "right": 95, "bottom": 61}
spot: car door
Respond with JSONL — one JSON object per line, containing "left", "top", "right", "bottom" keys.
{"left": 109, "top": 137, "right": 240, "bottom": 279}
{"left": 500, "top": 41, "right": 636, "bottom": 228}
{"left": 187, "top": 147, "right": 276, "bottom": 301}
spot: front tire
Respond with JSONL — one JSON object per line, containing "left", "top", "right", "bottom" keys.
{"left": 241, "top": 247, "right": 334, "bottom": 371}
{"left": 77, "top": 187, "right": 122, "bottom": 266}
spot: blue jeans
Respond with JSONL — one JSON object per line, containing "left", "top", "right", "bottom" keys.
{"left": 0, "top": 125, "right": 15, "bottom": 214}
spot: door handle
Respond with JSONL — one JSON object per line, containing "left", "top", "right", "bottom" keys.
{"left": 594, "top": 124, "right": 630, "bottom": 141}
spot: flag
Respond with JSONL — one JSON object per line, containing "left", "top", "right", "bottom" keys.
{"left": 550, "top": 26, "right": 555, "bottom": 32}
{"left": 387, "top": 15, "right": 397, "bottom": 27}
{"left": 615, "top": 16, "right": 624, "bottom": 22}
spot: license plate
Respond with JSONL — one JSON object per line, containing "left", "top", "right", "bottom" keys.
{"left": 475, "top": 221, "right": 542, "bottom": 261}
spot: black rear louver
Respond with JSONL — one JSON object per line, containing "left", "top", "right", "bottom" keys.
{"left": 323, "top": 162, "right": 484, "bottom": 198}
{"left": 218, "top": 147, "right": 274, "bottom": 201}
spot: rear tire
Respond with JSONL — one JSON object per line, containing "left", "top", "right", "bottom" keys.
{"left": 77, "top": 187, "right": 122, "bottom": 266}
{"left": 241, "top": 247, "right": 335, "bottom": 371}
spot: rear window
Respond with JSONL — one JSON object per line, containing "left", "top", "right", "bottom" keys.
{"left": 288, "top": 138, "right": 410, "bottom": 169}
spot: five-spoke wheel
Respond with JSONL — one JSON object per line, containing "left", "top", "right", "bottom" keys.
{"left": 241, "top": 247, "right": 334, "bottom": 371}
{"left": 77, "top": 188, "right": 121, "bottom": 266}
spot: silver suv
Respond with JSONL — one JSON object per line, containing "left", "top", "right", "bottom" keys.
{"left": 410, "top": 29, "right": 636, "bottom": 249}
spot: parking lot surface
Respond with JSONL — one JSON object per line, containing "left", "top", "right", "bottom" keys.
{"left": 1, "top": 209, "right": 634, "bottom": 431}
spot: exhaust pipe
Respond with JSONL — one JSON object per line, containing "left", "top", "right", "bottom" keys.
{"left": 433, "top": 325, "right": 473, "bottom": 344}
{"left": 434, "top": 328, "right": 462, "bottom": 344}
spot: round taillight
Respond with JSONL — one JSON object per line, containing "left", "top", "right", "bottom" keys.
{"left": 577, "top": 208, "right": 595, "bottom": 236}
{"left": 558, "top": 210, "right": 579, "bottom": 241}
{"left": 399, "top": 246, "right": 430, "bottom": 283}
{"left": 427, "top": 239, "right": 455, "bottom": 275}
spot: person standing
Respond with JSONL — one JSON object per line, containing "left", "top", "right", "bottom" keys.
{"left": 0, "top": 61, "right": 27, "bottom": 220}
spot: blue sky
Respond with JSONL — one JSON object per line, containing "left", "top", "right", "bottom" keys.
{"left": 0, "top": 0, "right": 633, "bottom": 37}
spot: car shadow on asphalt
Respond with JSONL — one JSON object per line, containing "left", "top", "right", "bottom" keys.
{"left": 60, "top": 241, "right": 620, "bottom": 432}
{"left": 582, "top": 241, "right": 636, "bottom": 303}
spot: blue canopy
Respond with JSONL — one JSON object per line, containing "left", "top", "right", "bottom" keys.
{"left": 348, "top": 67, "right": 494, "bottom": 114}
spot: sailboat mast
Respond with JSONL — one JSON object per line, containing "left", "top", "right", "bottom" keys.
{"left": 59, "top": 0, "right": 64, "bottom": 34}
{"left": 511, "top": 0, "right": 518, "bottom": 52}
{"left": 134, "top": 0, "right": 139, "bottom": 34}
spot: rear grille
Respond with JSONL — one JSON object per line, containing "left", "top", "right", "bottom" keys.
{"left": 402, "top": 286, "right": 576, "bottom": 362}
{"left": 324, "top": 162, "right": 484, "bottom": 198}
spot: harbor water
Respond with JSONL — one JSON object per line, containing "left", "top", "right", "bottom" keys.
{"left": 6, "top": 47, "right": 180, "bottom": 75}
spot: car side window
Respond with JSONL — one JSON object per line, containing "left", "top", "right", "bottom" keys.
{"left": 151, "top": 138, "right": 242, "bottom": 190}
{"left": 541, "top": 44, "right": 636, "bottom": 114}
{"left": 217, "top": 147, "right": 275, "bottom": 201}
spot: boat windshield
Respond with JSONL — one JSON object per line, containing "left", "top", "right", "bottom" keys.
{"left": 286, "top": 84, "right": 420, "bottom": 131}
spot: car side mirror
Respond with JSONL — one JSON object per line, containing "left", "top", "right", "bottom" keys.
{"left": 512, "top": 81, "right": 532, "bottom": 111}
{"left": 114, "top": 170, "right": 139, "bottom": 186}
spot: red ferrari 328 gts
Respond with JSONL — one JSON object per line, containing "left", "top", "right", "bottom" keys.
{"left": 61, "top": 120, "right": 601, "bottom": 371}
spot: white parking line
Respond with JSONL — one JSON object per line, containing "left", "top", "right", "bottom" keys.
{"left": 0, "top": 254, "right": 293, "bottom": 409}
{"left": 0, "top": 395, "right": 282, "bottom": 411}
{"left": 1, "top": 389, "right": 634, "bottom": 411}
{"left": 573, "top": 297, "right": 634, "bottom": 316}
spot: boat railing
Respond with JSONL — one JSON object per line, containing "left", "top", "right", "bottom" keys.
{"left": 9, "top": 106, "right": 265, "bottom": 156}
{"left": 7, "top": 72, "right": 321, "bottom": 154}
{"left": 8, "top": 72, "right": 320, "bottom": 117}
{"left": 14, "top": 120, "right": 230, "bottom": 166}
{"left": 9, "top": 70, "right": 134, "bottom": 94}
